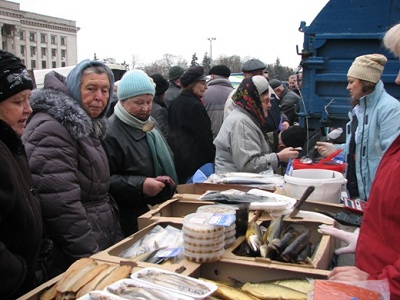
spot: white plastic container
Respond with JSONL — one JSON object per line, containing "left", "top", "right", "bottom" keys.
{"left": 283, "top": 169, "right": 347, "bottom": 203}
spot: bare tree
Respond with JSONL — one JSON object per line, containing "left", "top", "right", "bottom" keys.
{"left": 214, "top": 55, "right": 243, "bottom": 73}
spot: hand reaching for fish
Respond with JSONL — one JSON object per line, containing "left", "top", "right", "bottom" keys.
{"left": 318, "top": 224, "right": 359, "bottom": 255}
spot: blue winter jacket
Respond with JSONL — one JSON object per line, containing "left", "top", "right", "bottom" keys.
{"left": 337, "top": 80, "right": 400, "bottom": 200}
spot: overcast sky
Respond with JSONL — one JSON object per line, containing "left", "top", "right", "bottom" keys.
{"left": 12, "top": 0, "right": 330, "bottom": 68}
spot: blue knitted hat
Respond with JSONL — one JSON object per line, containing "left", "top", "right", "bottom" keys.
{"left": 118, "top": 70, "right": 155, "bottom": 101}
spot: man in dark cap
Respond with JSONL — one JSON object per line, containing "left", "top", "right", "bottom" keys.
{"left": 269, "top": 78, "right": 300, "bottom": 125}
{"left": 203, "top": 64, "right": 234, "bottom": 139}
{"left": 223, "top": 59, "right": 290, "bottom": 134}
{"left": 164, "top": 65, "right": 185, "bottom": 109}
{"left": 150, "top": 73, "right": 170, "bottom": 139}
{"left": 167, "top": 66, "right": 215, "bottom": 183}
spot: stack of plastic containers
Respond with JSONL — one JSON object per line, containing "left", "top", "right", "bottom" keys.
{"left": 182, "top": 212, "right": 226, "bottom": 263}
{"left": 196, "top": 204, "right": 236, "bottom": 248}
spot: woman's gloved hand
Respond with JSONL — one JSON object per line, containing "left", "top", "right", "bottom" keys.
{"left": 315, "top": 141, "right": 337, "bottom": 157}
{"left": 318, "top": 224, "right": 360, "bottom": 255}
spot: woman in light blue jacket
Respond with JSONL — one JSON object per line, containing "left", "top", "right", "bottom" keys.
{"left": 317, "top": 54, "right": 400, "bottom": 200}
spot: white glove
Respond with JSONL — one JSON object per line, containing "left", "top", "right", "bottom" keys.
{"left": 318, "top": 224, "right": 360, "bottom": 255}
{"left": 315, "top": 141, "right": 337, "bottom": 157}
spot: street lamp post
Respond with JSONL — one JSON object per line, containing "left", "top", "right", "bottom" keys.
{"left": 207, "top": 37, "right": 216, "bottom": 62}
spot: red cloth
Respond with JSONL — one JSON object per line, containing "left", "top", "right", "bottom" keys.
{"left": 355, "top": 134, "right": 400, "bottom": 298}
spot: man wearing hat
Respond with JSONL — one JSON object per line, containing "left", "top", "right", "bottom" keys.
{"left": 164, "top": 65, "right": 185, "bottom": 109}
{"left": 223, "top": 58, "right": 290, "bottom": 133}
{"left": 203, "top": 64, "right": 234, "bottom": 139}
{"left": 269, "top": 78, "right": 300, "bottom": 125}
{"left": 316, "top": 53, "right": 400, "bottom": 200}
{"left": 168, "top": 66, "right": 215, "bottom": 184}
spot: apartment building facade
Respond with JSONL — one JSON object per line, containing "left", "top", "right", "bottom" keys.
{"left": 0, "top": 0, "right": 78, "bottom": 70}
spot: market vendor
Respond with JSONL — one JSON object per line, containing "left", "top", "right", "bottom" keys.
{"left": 319, "top": 23, "right": 400, "bottom": 298}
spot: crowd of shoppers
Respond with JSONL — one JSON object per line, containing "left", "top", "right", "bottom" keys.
{"left": 1, "top": 21, "right": 400, "bottom": 298}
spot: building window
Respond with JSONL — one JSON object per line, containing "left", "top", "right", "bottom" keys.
{"left": 60, "top": 36, "right": 66, "bottom": 46}
{"left": 61, "top": 49, "right": 66, "bottom": 58}
{"left": 40, "top": 33, "right": 46, "bottom": 43}
{"left": 31, "top": 60, "right": 36, "bottom": 69}
{"left": 51, "top": 49, "right": 57, "bottom": 57}
{"left": 19, "top": 31, "right": 24, "bottom": 40}
{"left": 30, "top": 46, "right": 36, "bottom": 56}
{"left": 41, "top": 60, "right": 46, "bottom": 69}
{"left": 41, "top": 47, "right": 46, "bottom": 57}
{"left": 61, "top": 62, "right": 66, "bottom": 67}
{"left": 51, "top": 35, "right": 56, "bottom": 45}
{"left": 29, "top": 32, "right": 36, "bottom": 42}
{"left": 20, "top": 45, "right": 25, "bottom": 55}
{"left": 21, "top": 59, "right": 25, "bottom": 65}
{"left": 52, "top": 61, "right": 56, "bottom": 68}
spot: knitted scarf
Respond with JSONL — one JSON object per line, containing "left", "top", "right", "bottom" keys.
{"left": 114, "top": 101, "right": 178, "bottom": 183}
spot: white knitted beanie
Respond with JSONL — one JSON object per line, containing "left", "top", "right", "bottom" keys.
{"left": 251, "top": 75, "right": 269, "bottom": 95}
{"left": 347, "top": 54, "right": 387, "bottom": 83}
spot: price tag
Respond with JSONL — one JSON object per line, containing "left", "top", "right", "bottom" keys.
{"left": 207, "top": 213, "right": 236, "bottom": 226}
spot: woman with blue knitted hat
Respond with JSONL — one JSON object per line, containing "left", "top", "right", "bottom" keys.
{"left": 22, "top": 59, "right": 124, "bottom": 276}
{"left": 102, "top": 69, "right": 178, "bottom": 236}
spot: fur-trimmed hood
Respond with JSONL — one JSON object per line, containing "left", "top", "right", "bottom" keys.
{"left": 29, "top": 85, "right": 108, "bottom": 140}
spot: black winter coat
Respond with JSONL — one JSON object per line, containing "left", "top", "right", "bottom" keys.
{"left": 168, "top": 89, "right": 215, "bottom": 183}
{"left": 102, "top": 116, "right": 176, "bottom": 236}
{"left": 0, "top": 120, "right": 42, "bottom": 299}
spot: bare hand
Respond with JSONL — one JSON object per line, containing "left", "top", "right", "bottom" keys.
{"left": 143, "top": 178, "right": 165, "bottom": 197}
{"left": 315, "top": 141, "right": 336, "bottom": 157}
{"left": 277, "top": 147, "right": 299, "bottom": 163}
{"left": 328, "top": 266, "right": 369, "bottom": 281}
{"left": 155, "top": 176, "right": 176, "bottom": 187}
{"left": 281, "top": 121, "right": 290, "bottom": 130}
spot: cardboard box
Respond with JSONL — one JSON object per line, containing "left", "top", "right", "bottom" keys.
{"left": 91, "top": 220, "right": 201, "bottom": 276}
{"left": 177, "top": 182, "right": 275, "bottom": 194}
{"left": 138, "top": 197, "right": 214, "bottom": 230}
{"left": 138, "top": 196, "right": 259, "bottom": 234}
{"left": 17, "top": 260, "right": 138, "bottom": 300}
{"left": 192, "top": 258, "right": 329, "bottom": 282}
{"left": 222, "top": 216, "right": 335, "bottom": 270}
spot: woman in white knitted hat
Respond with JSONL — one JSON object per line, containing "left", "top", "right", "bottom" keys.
{"left": 316, "top": 53, "right": 400, "bottom": 201}
{"left": 318, "top": 25, "right": 400, "bottom": 298}
{"left": 214, "top": 75, "right": 299, "bottom": 174}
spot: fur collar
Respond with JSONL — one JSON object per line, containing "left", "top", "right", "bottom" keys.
{"left": 0, "top": 119, "right": 24, "bottom": 154}
{"left": 29, "top": 88, "right": 108, "bottom": 139}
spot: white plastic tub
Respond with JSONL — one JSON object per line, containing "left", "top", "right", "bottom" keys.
{"left": 283, "top": 169, "right": 347, "bottom": 203}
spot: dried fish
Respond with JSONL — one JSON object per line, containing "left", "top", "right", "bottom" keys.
{"left": 271, "top": 278, "right": 312, "bottom": 294}
{"left": 136, "top": 269, "right": 211, "bottom": 296}
{"left": 281, "top": 231, "right": 311, "bottom": 263}
{"left": 107, "top": 282, "right": 177, "bottom": 300}
{"left": 242, "top": 282, "right": 307, "bottom": 300}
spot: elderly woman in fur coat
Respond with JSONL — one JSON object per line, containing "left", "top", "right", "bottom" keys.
{"left": 22, "top": 59, "right": 123, "bottom": 277}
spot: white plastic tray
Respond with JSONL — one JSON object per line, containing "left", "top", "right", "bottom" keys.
{"left": 77, "top": 290, "right": 125, "bottom": 300}
{"left": 247, "top": 188, "right": 296, "bottom": 211}
{"left": 130, "top": 267, "right": 217, "bottom": 300}
{"left": 104, "top": 278, "right": 194, "bottom": 300}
